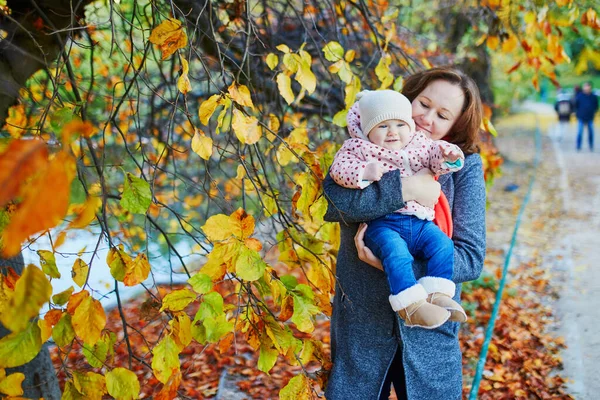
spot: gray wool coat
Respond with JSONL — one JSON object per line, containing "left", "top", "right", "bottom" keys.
{"left": 323, "top": 153, "right": 487, "bottom": 400}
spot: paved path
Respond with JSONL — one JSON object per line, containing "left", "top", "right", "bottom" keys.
{"left": 494, "top": 105, "right": 600, "bottom": 399}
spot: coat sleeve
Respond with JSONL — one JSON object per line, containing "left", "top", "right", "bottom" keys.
{"left": 451, "top": 154, "right": 487, "bottom": 283}
{"left": 323, "top": 169, "right": 405, "bottom": 225}
{"left": 330, "top": 140, "right": 375, "bottom": 189}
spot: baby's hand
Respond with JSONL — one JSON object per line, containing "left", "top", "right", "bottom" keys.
{"left": 440, "top": 144, "right": 461, "bottom": 162}
{"left": 363, "top": 163, "right": 384, "bottom": 181}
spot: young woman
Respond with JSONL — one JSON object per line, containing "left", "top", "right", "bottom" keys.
{"left": 323, "top": 66, "right": 486, "bottom": 400}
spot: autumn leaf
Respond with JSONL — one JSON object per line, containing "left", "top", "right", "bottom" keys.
{"left": 177, "top": 55, "right": 192, "bottom": 94}
{"left": 276, "top": 73, "right": 295, "bottom": 105}
{"left": 123, "top": 253, "right": 150, "bottom": 286}
{"left": 37, "top": 250, "right": 60, "bottom": 279}
{"left": 0, "top": 139, "right": 48, "bottom": 208}
{"left": 1, "top": 151, "right": 75, "bottom": 257}
{"left": 120, "top": 172, "right": 152, "bottom": 215}
{"left": 68, "top": 195, "right": 101, "bottom": 229}
{"left": 279, "top": 374, "right": 312, "bottom": 400}
{"left": 83, "top": 331, "right": 115, "bottom": 368}
{"left": 105, "top": 368, "right": 140, "bottom": 400}
{"left": 322, "top": 41, "right": 344, "bottom": 62}
{"left": 0, "top": 321, "right": 42, "bottom": 369}
{"left": 71, "top": 371, "right": 106, "bottom": 400}
{"left": 228, "top": 83, "right": 255, "bottom": 109}
{"left": 198, "top": 94, "right": 222, "bottom": 125}
{"left": 291, "top": 285, "right": 320, "bottom": 333}
{"left": 375, "top": 54, "right": 393, "bottom": 89}
{"left": 266, "top": 53, "right": 279, "bottom": 70}
{"left": 52, "top": 286, "right": 74, "bottom": 306}
{"left": 191, "top": 130, "right": 213, "bottom": 160}
{"left": 72, "top": 258, "right": 89, "bottom": 288}
{"left": 0, "top": 369, "right": 24, "bottom": 396}
{"left": 152, "top": 335, "right": 180, "bottom": 384}
{"left": 232, "top": 109, "right": 261, "bottom": 145}
{"left": 258, "top": 339, "right": 279, "bottom": 373}
{"left": 188, "top": 272, "right": 213, "bottom": 294}
{"left": 52, "top": 313, "right": 75, "bottom": 347}
{"left": 0, "top": 264, "right": 52, "bottom": 333}
{"left": 159, "top": 288, "right": 196, "bottom": 312}
{"left": 148, "top": 18, "right": 187, "bottom": 60}
{"left": 72, "top": 295, "right": 106, "bottom": 345}
{"left": 235, "top": 245, "right": 267, "bottom": 281}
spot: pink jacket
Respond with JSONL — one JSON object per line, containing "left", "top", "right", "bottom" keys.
{"left": 330, "top": 103, "right": 464, "bottom": 220}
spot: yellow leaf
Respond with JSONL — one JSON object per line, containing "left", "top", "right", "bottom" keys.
{"left": 266, "top": 114, "right": 280, "bottom": 141}
{"left": 68, "top": 196, "right": 101, "bottom": 229}
{"left": 235, "top": 246, "right": 266, "bottom": 281}
{"left": 279, "top": 374, "right": 311, "bottom": 400}
{"left": 375, "top": 54, "right": 393, "bottom": 89}
{"left": 501, "top": 35, "right": 518, "bottom": 53}
{"left": 72, "top": 371, "right": 106, "bottom": 400}
{"left": 0, "top": 370, "right": 24, "bottom": 396}
{"left": 0, "top": 265, "right": 51, "bottom": 333}
{"left": 232, "top": 109, "right": 262, "bottom": 145}
{"left": 276, "top": 44, "right": 291, "bottom": 53}
{"left": 191, "top": 130, "right": 213, "bottom": 160}
{"left": 266, "top": 53, "right": 279, "bottom": 70}
{"left": 332, "top": 109, "right": 348, "bottom": 127}
{"left": 276, "top": 73, "right": 295, "bottom": 105}
{"left": 72, "top": 296, "right": 106, "bottom": 345}
{"left": 487, "top": 35, "right": 499, "bottom": 50}
{"left": 421, "top": 57, "right": 432, "bottom": 69}
{"left": 177, "top": 55, "right": 192, "bottom": 94}
{"left": 344, "top": 76, "right": 361, "bottom": 108}
{"left": 52, "top": 286, "right": 74, "bottom": 306}
{"left": 296, "top": 172, "right": 320, "bottom": 217}
{"left": 105, "top": 368, "right": 140, "bottom": 400}
{"left": 295, "top": 63, "right": 316, "bottom": 94}
{"left": 228, "top": 83, "right": 254, "bottom": 109}
{"left": 37, "top": 250, "right": 61, "bottom": 279}
{"left": 152, "top": 335, "right": 180, "bottom": 384}
{"left": 344, "top": 49, "right": 356, "bottom": 62}
{"left": 1, "top": 151, "right": 76, "bottom": 257}
{"left": 0, "top": 139, "right": 48, "bottom": 208}
{"left": 148, "top": 18, "right": 187, "bottom": 60}
{"left": 4, "top": 104, "right": 28, "bottom": 138}
{"left": 202, "top": 214, "right": 232, "bottom": 242}
{"left": 106, "top": 245, "right": 131, "bottom": 282}
{"left": 322, "top": 41, "right": 344, "bottom": 62}
{"left": 72, "top": 258, "right": 89, "bottom": 288}
{"left": 170, "top": 313, "right": 192, "bottom": 350}
{"left": 123, "top": 253, "right": 150, "bottom": 286}
{"left": 0, "top": 321, "right": 42, "bottom": 369}
{"left": 235, "top": 164, "right": 246, "bottom": 179}
{"left": 159, "top": 288, "right": 196, "bottom": 312}
{"left": 198, "top": 94, "right": 222, "bottom": 126}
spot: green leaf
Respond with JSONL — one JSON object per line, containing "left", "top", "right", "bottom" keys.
{"left": 258, "top": 340, "right": 279, "bottom": 373}
{"left": 62, "top": 380, "right": 86, "bottom": 400}
{"left": 291, "top": 285, "right": 320, "bottom": 333}
{"left": 106, "top": 244, "right": 131, "bottom": 282}
{"left": 235, "top": 246, "right": 266, "bottom": 282}
{"left": 159, "top": 288, "right": 196, "bottom": 312}
{"left": 37, "top": 250, "right": 61, "bottom": 279}
{"left": 151, "top": 335, "right": 180, "bottom": 384}
{"left": 0, "top": 321, "right": 42, "bottom": 368}
{"left": 83, "top": 332, "right": 115, "bottom": 368}
{"left": 120, "top": 173, "right": 152, "bottom": 215}
{"left": 332, "top": 109, "right": 348, "bottom": 127}
{"left": 323, "top": 41, "right": 344, "bottom": 62}
{"left": 188, "top": 272, "right": 213, "bottom": 294}
{"left": 279, "top": 374, "right": 311, "bottom": 400}
{"left": 52, "top": 286, "right": 74, "bottom": 306}
{"left": 53, "top": 313, "right": 76, "bottom": 347}
{"left": 203, "top": 314, "right": 233, "bottom": 343}
{"left": 194, "top": 292, "right": 224, "bottom": 321}
{"left": 105, "top": 368, "right": 140, "bottom": 400}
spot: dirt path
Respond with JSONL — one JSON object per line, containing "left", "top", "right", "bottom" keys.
{"left": 493, "top": 106, "right": 600, "bottom": 399}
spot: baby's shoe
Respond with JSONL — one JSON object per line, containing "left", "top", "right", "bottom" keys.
{"left": 389, "top": 284, "right": 450, "bottom": 329}
{"left": 419, "top": 276, "right": 467, "bottom": 323}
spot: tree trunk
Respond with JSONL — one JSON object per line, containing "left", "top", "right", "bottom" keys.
{"left": 0, "top": 255, "right": 61, "bottom": 400}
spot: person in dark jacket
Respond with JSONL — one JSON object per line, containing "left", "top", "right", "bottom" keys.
{"left": 324, "top": 67, "right": 486, "bottom": 400}
{"left": 574, "top": 82, "right": 599, "bottom": 151}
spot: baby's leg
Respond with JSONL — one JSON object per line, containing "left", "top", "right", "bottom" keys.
{"left": 412, "top": 220, "right": 454, "bottom": 280}
{"left": 364, "top": 216, "right": 416, "bottom": 295}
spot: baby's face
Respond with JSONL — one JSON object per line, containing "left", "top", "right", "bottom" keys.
{"left": 367, "top": 119, "right": 413, "bottom": 150}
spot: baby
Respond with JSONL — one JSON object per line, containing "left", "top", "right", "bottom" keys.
{"left": 330, "top": 90, "right": 467, "bottom": 329}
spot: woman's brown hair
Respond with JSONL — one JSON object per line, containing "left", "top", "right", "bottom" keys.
{"left": 402, "top": 66, "right": 483, "bottom": 154}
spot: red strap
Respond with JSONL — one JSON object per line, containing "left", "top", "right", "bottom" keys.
{"left": 434, "top": 192, "right": 453, "bottom": 238}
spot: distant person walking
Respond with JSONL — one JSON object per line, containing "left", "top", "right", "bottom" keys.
{"left": 554, "top": 89, "right": 573, "bottom": 141}
{"left": 574, "top": 82, "right": 598, "bottom": 151}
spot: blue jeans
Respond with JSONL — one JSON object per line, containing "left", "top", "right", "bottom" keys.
{"left": 364, "top": 213, "right": 454, "bottom": 295}
{"left": 576, "top": 120, "right": 594, "bottom": 150}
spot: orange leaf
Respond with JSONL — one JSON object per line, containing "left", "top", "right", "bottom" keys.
{"left": 1, "top": 151, "right": 76, "bottom": 257}
{"left": 0, "top": 139, "right": 48, "bottom": 207}
{"left": 148, "top": 19, "right": 187, "bottom": 60}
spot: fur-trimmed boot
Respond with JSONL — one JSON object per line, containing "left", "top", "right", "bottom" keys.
{"left": 389, "top": 284, "right": 450, "bottom": 329}
{"left": 419, "top": 277, "right": 467, "bottom": 323}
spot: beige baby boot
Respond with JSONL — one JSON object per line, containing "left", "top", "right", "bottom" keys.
{"left": 389, "top": 284, "right": 450, "bottom": 329}
{"left": 419, "top": 277, "right": 467, "bottom": 323}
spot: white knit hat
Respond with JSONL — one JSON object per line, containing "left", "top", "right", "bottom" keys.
{"left": 357, "top": 90, "right": 415, "bottom": 137}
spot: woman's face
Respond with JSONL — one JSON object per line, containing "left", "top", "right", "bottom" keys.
{"left": 411, "top": 80, "right": 465, "bottom": 141}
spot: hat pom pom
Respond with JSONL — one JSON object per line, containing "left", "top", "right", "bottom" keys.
{"left": 355, "top": 90, "right": 372, "bottom": 101}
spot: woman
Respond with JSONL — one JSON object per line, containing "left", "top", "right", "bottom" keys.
{"left": 323, "top": 66, "right": 486, "bottom": 399}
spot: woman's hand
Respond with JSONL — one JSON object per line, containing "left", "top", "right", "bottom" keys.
{"left": 401, "top": 169, "right": 441, "bottom": 208}
{"left": 354, "top": 223, "right": 383, "bottom": 271}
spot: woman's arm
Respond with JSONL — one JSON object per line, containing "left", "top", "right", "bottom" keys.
{"left": 323, "top": 169, "right": 404, "bottom": 224}
{"left": 451, "top": 154, "right": 487, "bottom": 284}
